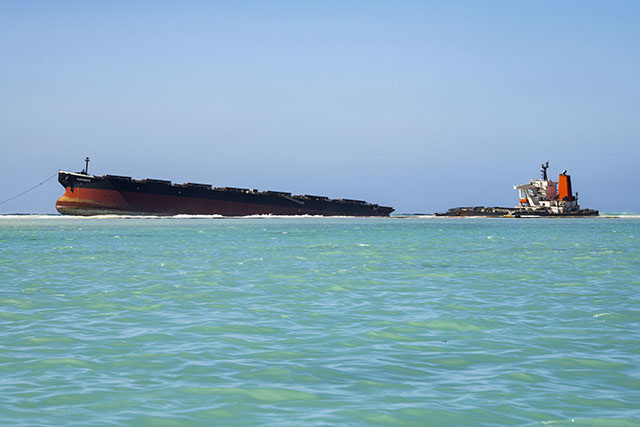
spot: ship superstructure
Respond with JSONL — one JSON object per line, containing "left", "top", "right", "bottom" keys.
{"left": 437, "top": 162, "right": 598, "bottom": 217}
{"left": 514, "top": 161, "right": 581, "bottom": 214}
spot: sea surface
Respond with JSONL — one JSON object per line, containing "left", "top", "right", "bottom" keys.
{"left": 1, "top": 216, "right": 639, "bottom": 426}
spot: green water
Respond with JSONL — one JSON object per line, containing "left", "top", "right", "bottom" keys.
{"left": 1, "top": 216, "right": 639, "bottom": 425}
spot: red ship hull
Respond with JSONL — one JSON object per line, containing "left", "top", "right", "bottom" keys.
{"left": 56, "top": 187, "right": 363, "bottom": 216}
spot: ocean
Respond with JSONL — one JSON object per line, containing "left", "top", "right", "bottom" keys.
{"left": 1, "top": 216, "right": 639, "bottom": 426}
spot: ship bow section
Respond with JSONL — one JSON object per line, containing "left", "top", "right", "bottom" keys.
{"left": 56, "top": 171, "right": 134, "bottom": 215}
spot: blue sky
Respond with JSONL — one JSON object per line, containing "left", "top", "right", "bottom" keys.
{"left": 1, "top": 1, "right": 639, "bottom": 213}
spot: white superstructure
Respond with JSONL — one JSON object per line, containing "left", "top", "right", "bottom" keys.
{"left": 513, "top": 162, "right": 580, "bottom": 213}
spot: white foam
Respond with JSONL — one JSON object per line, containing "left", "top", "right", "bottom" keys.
{"left": 0, "top": 215, "right": 62, "bottom": 219}
{"left": 593, "top": 312, "right": 612, "bottom": 318}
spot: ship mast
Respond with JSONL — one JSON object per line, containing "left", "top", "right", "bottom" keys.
{"left": 83, "top": 157, "right": 90, "bottom": 175}
{"left": 541, "top": 161, "right": 549, "bottom": 181}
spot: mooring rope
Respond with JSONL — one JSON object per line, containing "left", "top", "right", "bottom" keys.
{"left": 0, "top": 172, "right": 59, "bottom": 206}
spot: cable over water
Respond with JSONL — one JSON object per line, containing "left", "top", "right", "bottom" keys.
{"left": 0, "top": 172, "right": 58, "bottom": 206}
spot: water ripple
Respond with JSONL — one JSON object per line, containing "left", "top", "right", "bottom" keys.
{"left": 1, "top": 217, "right": 639, "bottom": 425}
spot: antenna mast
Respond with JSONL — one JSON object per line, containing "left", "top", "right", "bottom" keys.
{"left": 83, "top": 157, "right": 90, "bottom": 175}
{"left": 541, "top": 161, "right": 549, "bottom": 181}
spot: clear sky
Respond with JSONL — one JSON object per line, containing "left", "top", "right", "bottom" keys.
{"left": 1, "top": 1, "right": 639, "bottom": 214}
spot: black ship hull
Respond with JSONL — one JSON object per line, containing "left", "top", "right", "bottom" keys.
{"left": 56, "top": 171, "right": 394, "bottom": 217}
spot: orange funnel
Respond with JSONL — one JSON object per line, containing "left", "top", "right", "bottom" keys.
{"left": 558, "top": 174, "right": 574, "bottom": 201}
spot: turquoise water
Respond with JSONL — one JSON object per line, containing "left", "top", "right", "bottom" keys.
{"left": 1, "top": 216, "right": 639, "bottom": 426}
